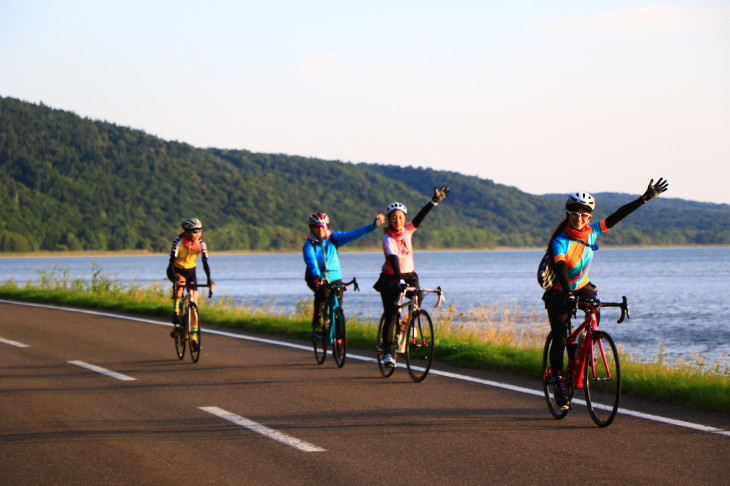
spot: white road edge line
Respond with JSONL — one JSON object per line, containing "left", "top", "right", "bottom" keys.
{"left": 0, "top": 336, "right": 30, "bottom": 347}
{"left": 68, "top": 360, "right": 137, "bottom": 382}
{"left": 3, "top": 300, "right": 727, "bottom": 437}
{"left": 200, "top": 406, "right": 326, "bottom": 452}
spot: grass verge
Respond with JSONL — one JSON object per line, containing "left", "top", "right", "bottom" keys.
{"left": 1, "top": 266, "right": 728, "bottom": 414}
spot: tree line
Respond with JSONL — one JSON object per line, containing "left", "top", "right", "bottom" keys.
{"left": 1, "top": 95, "right": 729, "bottom": 253}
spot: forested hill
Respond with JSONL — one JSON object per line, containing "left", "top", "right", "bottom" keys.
{"left": 1, "top": 95, "right": 729, "bottom": 252}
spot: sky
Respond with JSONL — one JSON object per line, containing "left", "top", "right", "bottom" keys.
{"left": 1, "top": 0, "right": 729, "bottom": 205}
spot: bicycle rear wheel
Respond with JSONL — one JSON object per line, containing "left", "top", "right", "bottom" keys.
{"left": 376, "top": 313, "right": 396, "bottom": 378}
{"left": 405, "top": 310, "right": 434, "bottom": 382}
{"left": 584, "top": 331, "right": 621, "bottom": 427}
{"left": 542, "top": 332, "right": 572, "bottom": 419}
{"left": 312, "top": 312, "right": 327, "bottom": 365}
{"left": 173, "top": 323, "right": 186, "bottom": 360}
{"left": 333, "top": 308, "right": 347, "bottom": 368}
{"left": 188, "top": 303, "right": 201, "bottom": 363}
{"left": 174, "top": 302, "right": 188, "bottom": 360}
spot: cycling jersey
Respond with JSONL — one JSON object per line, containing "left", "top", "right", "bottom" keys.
{"left": 303, "top": 223, "right": 377, "bottom": 282}
{"left": 169, "top": 236, "right": 208, "bottom": 269}
{"left": 550, "top": 220, "right": 608, "bottom": 291}
{"left": 381, "top": 221, "right": 417, "bottom": 275}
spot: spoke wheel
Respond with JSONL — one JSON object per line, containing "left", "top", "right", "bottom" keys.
{"left": 405, "top": 310, "right": 434, "bottom": 382}
{"left": 312, "top": 313, "right": 327, "bottom": 365}
{"left": 542, "top": 332, "right": 572, "bottom": 419}
{"left": 376, "top": 313, "right": 396, "bottom": 378}
{"left": 173, "top": 323, "right": 186, "bottom": 360}
{"left": 174, "top": 302, "right": 187, "bottom": 360}
{"left": 188, "top": 304, "right": 201, "bottom": 363}
{"left": 333, "top": 308, "right": 347, "bottom": 368}
{"left": 584, "top": 331, "right": 621, "bottom": 427}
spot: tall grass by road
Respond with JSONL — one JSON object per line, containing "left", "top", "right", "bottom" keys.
{"left": 1, "top": 266, "right": 727, "bottom": 414}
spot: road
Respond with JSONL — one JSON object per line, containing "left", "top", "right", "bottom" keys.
{"left": 0, "top": 302, "right": 727, "bottom": 485}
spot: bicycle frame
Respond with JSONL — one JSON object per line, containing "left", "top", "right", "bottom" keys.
{"left": 567, "top": 297, "right": 628, "bottom": 389}
{"left": 312, "top": 277, "right": 358, "bottom": 367}
{"left": 321, "top": 278, "right": 358, "bottom": 345}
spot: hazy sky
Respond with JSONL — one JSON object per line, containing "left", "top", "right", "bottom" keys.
{"left": 2, "top": 1, "right": 729, "bottom": 204}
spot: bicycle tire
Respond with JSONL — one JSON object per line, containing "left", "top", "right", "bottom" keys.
{"left": 405, "top": 310, "right": 434, "bottom": 382}
{"left": 173, "top": 323, "right": 185, "bottom": 360}
{"left": 312, "top": 308, "right": 327, "bottom": 365}
{"left": 584, "top": 331, "right": 621, "bottom": 427}
{"left": 188, "top": 303, "right": 201, "bottom": 363}
{"left": 333, "top": 307, "right": 347, "bottom": 368}
{"left": 376, "top": 313, "right": 396, "bottom": 378}
{"left": 542, "top": 332, "right": 572, "bottom": 419}
{"left": 174, "top": 301, "right": 188, "bottom": 360}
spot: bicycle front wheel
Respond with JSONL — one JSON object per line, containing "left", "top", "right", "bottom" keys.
{"left": 405, "top": 310, "right": 434, "bottom": 382}
{"left": 188, "top": 304, "right": 201, "bottom": 363}
{"left": 376, "top": 313, "right": 395, "bottom": 378}
{"left": 584, "top": 331, "right": 621, "bottom": 427}
{"left": 173, "top": 323, "right": 186, "bottom": 360}
{"left": 333, "top": 308, "right": 347, "bottom": 368}
{"left": 542, "top": 332, "right": 571, "bottom": 419}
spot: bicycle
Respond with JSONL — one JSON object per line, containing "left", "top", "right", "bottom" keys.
{"left": 542, "top": 296, "right": 629, "bottom": 427}
{"left": 376, "top": 285, "right": 444, "bottom": 382}
{"left": 311, "top": 278, "right": 359, "bottom": 368}
{"left": 172, "top": 282, "right": 212, "bottom": 364}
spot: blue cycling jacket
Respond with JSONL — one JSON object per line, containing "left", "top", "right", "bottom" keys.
{"left": 302, "top": 223, "right": 377, "bottom": 282}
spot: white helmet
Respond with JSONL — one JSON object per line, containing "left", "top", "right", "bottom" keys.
{"left": 386, "top": 202, "right": 407, "bottom": 216}
{"left": 181, "top": 218, "right": 202, "bottom": 231}
{"left": 565, "top": 192, "right": 595, "bottom": 212}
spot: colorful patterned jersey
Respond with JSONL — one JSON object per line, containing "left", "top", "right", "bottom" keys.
{"left": 550, "top": 220, "right": 608, "bottom": 291}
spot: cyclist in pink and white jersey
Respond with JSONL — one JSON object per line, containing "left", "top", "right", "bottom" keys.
{"left": 374, "top": 186, "right": 449, "bottom": 368}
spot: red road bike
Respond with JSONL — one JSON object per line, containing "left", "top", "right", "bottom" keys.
{"left": 542, "top": 297, "right": 629, "bottom": 427}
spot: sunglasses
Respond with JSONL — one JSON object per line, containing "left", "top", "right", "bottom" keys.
{"left": 187, "top": 229, "right": 202, "bottom": 233}
{"left": 567, "top": 211, "right": 592, "bottom": 220}
{"left": 311, "top": 224, "right": 327, "bottom": 229}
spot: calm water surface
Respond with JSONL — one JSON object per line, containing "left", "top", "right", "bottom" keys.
{"left": 2, "top": 247, "right": 728, "bottom": 367}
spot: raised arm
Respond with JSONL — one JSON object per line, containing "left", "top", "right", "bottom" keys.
{"left": 413, "top": 186, "right": 450, "bottom": 228}
{"left": 604, "top": 178, "right": 668, "bottom": 229}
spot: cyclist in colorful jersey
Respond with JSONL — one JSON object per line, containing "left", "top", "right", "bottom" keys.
{"left": 166, "top": 218, "right": 215, "bottom": 348}
{"left": 543, "top": 178, "right": 668, "bottom": 409}
{"left": 374, "top": 186, "right": 450, "bottom": 368}
{"left": 303, "top": 211, "right": 385, "bottom": 330}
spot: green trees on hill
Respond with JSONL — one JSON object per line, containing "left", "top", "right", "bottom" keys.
{"left": 2, "top": 95, "right": 729, "bottom": 252}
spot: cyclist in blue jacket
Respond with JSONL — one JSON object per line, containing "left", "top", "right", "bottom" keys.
{"left": 304, "top": 211, "right": 385, "bottom": 330}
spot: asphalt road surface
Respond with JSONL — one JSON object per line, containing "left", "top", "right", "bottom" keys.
{"left": 1, "top": 301, "right": 728, "bottom": 485}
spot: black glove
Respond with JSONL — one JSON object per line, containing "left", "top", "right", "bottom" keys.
{"left": 398, "top": 279, "right": 408, "bottom": 292}
{"left": 431, "top": 186, "right": 450, "bottom": 204}
{"left": 642, "top": 178, "right": 668, "bottom": 201}
{"left": 373, "top": 214, "right": 385, "bottom": 228}
{"left": 565, "top": 293, "right": 577, "bottom": 312}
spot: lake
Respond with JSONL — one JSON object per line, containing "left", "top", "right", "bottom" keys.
{"left": 2, "top": 247, "right": 728, "bottom": 368}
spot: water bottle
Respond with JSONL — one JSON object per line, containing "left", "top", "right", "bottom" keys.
{"left": 397, "top": 331, "right": 406, "bottom": 353}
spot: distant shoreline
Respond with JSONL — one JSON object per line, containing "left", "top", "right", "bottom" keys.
{"left": 2, "top": 244, "right": 728, "bottom": 258}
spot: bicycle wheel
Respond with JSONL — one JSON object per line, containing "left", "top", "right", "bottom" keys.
{"left": 174, "top": 302, "right": 187, "bottom": 360}
{"left": 188, "top": 303, "right": 201, "bottom": 363}
{"left": 584, "top": 331, "right": 621, "bottom": 427}
{"left": 405, "top": 310, "right": 434, "bottom": 382}
{"left": 333, "top": 308, "right": 347, "bottom": 368}
{"left": 542, "top": 332, "right": 571, "bottom": 419}
{"left": 376, "top": 313, "right": 396, "bottom": 378}
{"left": 312, "top": 310, "right": 327, "bottom": 365}
{"left": 173, "top": 323, "right": 186, "bottom": 360}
